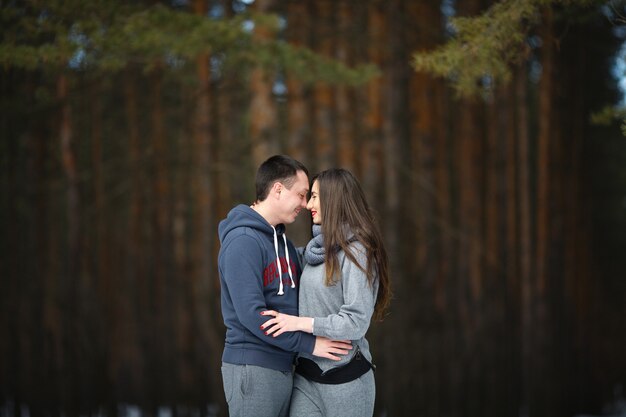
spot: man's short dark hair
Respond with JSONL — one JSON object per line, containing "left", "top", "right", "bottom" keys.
{"left": 255, "top": 155, "right": 309, "bottom": 201}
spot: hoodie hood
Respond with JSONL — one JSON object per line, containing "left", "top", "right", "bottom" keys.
{"left": 218, "top": 204, "right": 284, "bottom": 243}
{"left": 219, "top": 204, "right": 294, "bottom": 295}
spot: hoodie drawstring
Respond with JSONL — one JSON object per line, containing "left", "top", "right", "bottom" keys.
{"left": 272, "top": 226, "right": 295, "bottom": 296}
{"left": 283, "top": 233, "right": 296, "bottom": 289}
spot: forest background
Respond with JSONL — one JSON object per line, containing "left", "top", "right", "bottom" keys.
{"left": 2, "top": 0, "right": 626, "bottom": 416}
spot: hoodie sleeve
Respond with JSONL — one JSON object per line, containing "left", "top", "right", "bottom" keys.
{"left": 221, "top": 234, "right": 315, "bottom": 354}
{"left": 312, "top": 244, "right": 377, "bottom": 341}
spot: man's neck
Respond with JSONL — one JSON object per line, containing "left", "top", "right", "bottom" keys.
{"left": 251, "top": 201, "right": 278, "bottom": 227}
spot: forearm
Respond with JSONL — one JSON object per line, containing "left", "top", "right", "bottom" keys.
{"left": 301, "top": 317, "right": 314, "bottom": 333}
{"left": 261, "top": 312, "right": 314, "bottom": 335}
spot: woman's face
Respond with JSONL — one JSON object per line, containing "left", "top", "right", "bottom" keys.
{"left": 306, "top": 180, "right": 322, "bottom": 224}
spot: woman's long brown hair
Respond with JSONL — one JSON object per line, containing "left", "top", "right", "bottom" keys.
{"left": 314, "top": 168, "right": 391, "bottom": 321}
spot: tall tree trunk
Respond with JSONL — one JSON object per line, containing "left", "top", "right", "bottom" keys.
{"left": 120, "top": 70, "right": 145, "bottom": 399}
{"left": 312, "top": 0, "right": 335, "bottom": 170}
{"left": 381, "top": 0, "right": 405, "bottom": 295}
{"left": 335, "top": 0, "right": 355, "bottom": 172}
{"left": 564, "top": 25, "right": 592, "bottom": 411}
{"left": 435, "top": 84, "right": 453, "bottom": 417}
{"left": 216, "top": 0, "right": 241, "bottom": 208}
{"left": 406, "top": 0, "right": 444, "bottom": 301}
{"left": 503, "top": 67, "right": 522, "bottom": 417}
{"left": 457, "top": 97, "right": 484, "bottom": 302}
{"left": 172, "top": 82, "right": 192, "bottom": 399}
{"left": 485, "top": 94, "right": 501, "bottom": 279}
{"left": 455, "top": 89, "right": 484, "bottom": 417}
{"left": 369, "top": 3, "right": 407, "bottom": 416}
{"left": 284, "top": 0, "right": 314, "bottom": 243}
{"left": 407, "top": 2, "right": 447, "bottom": 412}
{"left": 32, "top": 87, "right": 51, "bottom": 412}
{"left": 484, "top": 83, "right": 509, "bottom": 416}
{"left": 516, "top": 61, "right": 534, "bottom": 417}
{"left": 149, "top": 68, "right": 171, "bottom": 402}
{"left": 2, "top": 68, "right": 19, "bottom": 411}
{"left": 91, "top": 82, "right": 105, "bottom": 302}
{"left": 455, "top": 2, "right": 486, "bottom": 415}
{"left": 89, "top": 80, "right": 110, "bottom": 406}
{"left": 250, "top": 0, "right": 278, "bottom": 168}
{"left": 57, "top": 73, "right": 80, "bottom": 414}
{"left": 536, "top": 10, "right": 553, "bottom": 297}
{"left": 190, "top": 0, "right": 222, "bottom": 407}
{"left": 362, "top": 0, "right": 384, "bottom": 202}
{"left": 533, "top": 7, "right": 556, "bottom": 416}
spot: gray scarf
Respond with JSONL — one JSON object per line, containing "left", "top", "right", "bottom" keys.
{"left": 304, "top": 224, "right": 358, "bottom": 266}
{"left": 304, "top": 225, "right": 326, "bottom": 266}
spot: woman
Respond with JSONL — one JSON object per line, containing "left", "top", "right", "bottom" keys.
{"left": 260, "top": 168, "right": 391, "bottom": 417}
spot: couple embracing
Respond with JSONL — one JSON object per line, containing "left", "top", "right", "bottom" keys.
{"left": 218, "top": 155, "right": 391, "bottom": 417}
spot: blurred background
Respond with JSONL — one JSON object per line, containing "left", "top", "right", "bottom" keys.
{"left": 2, "top": 0, "right": 626, "bottom": 416}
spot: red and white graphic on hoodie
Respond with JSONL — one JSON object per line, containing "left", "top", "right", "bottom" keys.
{"left": 263, "top": 256, "right": 299, "bottom": 287}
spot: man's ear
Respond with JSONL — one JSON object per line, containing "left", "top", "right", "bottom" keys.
{"left": 271, "top": 181, "right": 282, "bottom": 198}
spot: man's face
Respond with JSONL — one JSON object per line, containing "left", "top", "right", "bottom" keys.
{"left": 277, "top": 170, "right": 309, "bottom": 224}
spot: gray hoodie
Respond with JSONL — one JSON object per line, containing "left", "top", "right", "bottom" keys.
{"left": 298, "top": 225, "right": 378, "bottom": 372}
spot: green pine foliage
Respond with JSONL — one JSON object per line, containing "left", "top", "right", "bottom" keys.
{"left": 412, "top": 0, "right": 603, "bottom": 97}
{"left": 0, "top": 1, "right": 377, "bottom": 84}
{"left": 591, "top": 105, "right": 626, "bottom": 134}
{"left": 413, "top": 0, "right": 540, "bottom": 96}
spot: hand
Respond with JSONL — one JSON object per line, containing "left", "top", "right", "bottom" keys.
{"left": 312, "top": 337, "right": 352, "bottom": 361}
{"left": 260, "top": 310, "right": 312, "bottom": 337}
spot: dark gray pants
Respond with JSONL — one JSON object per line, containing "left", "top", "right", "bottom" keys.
{"left": 289, "top": 370, "right": 376, "bottom": 417}
{"left": 221, "top": 362, "right": 293, "bottom": 417}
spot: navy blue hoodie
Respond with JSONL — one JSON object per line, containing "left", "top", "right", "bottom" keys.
{"left": 218, "top": 204, "right": 316, "bottom": 372}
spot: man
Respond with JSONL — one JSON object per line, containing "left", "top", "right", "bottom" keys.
{"left": 218, "top": 155, "right": 352, "bottom": 417}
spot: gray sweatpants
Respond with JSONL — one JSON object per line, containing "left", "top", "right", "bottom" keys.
{"left": 221, "top": 362, "right": 293, "bottom": 417}
{"left": 289, "top": 370, "right": 376, "bottom": 417}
